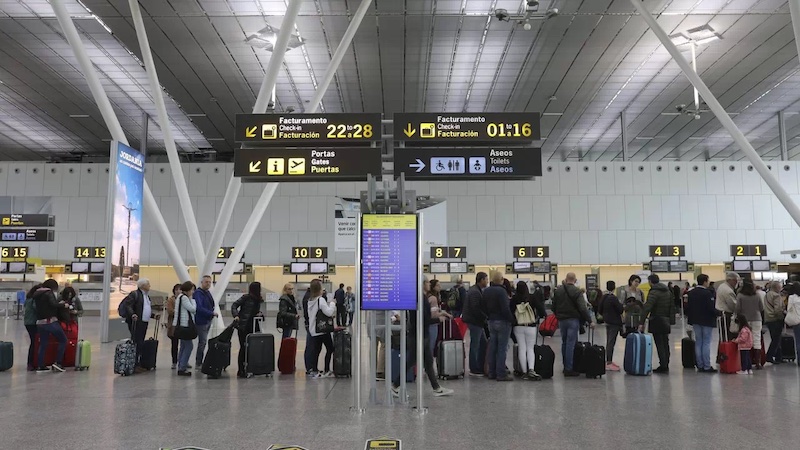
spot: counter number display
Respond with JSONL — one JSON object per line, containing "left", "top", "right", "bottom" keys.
{"left": 395, "top": 112, "right": 540, "bottom": 144}
{"left": 74, "top": 246, "right": 106, "bottom": 259}
{"left": 730, "top": 245, "right": 767, "bottom": 257}
{"left": 430, "top": 246, "right": 466, "bottom": 259}
{"left": 292, "top": 246, "right": 328, "bottom": 259}
{"left": 217, "top": 247, "right": 245, "bottom": 260}
{"left": 1, "top": 246, "right": 28, "bottom": 259}
{"left": 649, "top": 245, "right": 685, "bottom": 257}
{"left": 513, "top": 246, "right": 549, "bottom": 258}
{"left": 235, "top": 113, "right": 381, "bottom": 144}
{"left": 360, "top": 215, "right": 419, "bottom": 311}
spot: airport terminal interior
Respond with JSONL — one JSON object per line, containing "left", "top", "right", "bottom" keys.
{"left": 5, "top": 0, "right": 800, "bottom": 449}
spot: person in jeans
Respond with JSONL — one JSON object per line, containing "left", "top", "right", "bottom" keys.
{"left": 232, "top": 282, "right": 265, "bottom": 378}
{"left": 462, "top": 272, "right": 488, "bottom": 376}
{"left": 193, "top": 275, "right": 218, "bottom": 368}
{"left": 165, "top": 284, "right": 181, "bottom": 369}
{"left": 334, "top": 283, "right": 347, "bottom": 327}
{"left": 33, "top": 279, "right": 68, "bottom": 373}
{"left": 173, "top": 281, "right": 197, "bottom": 377}
{"left": 686, "top": 274, "right": 717, "bottom": 373}
{"left": 23, "top": 284, "right": 42, "bottom": 371}
{"left": 599, "top": 281, "right": 623, "bottom": 372}
{"left": 483, "top": 270, "right": 514, "bottom": 381}
{"left": 307, "top": 280, "right": 336, "bottom": 377}
{"left": 345, "top": 286, "right": 356, "bottom": 326}
{"left": 639, "top": 274, "right": 674, "bottom": 374}
{"left": 764, "top": 281, "right": 785, "bottom": 364}
{"left": 552, "top": 272, "right": 592, "bottom": 377}
{"left": 735, "top": 280, "right": 765, "bottom": 369}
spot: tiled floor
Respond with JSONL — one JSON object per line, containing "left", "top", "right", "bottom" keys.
{"left": 2, "top": 317, "right": 800, "bottom": 449}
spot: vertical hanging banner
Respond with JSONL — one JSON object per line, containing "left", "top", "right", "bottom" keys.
{"left": 101, "top": 142, "right": 144, "bottom": 342}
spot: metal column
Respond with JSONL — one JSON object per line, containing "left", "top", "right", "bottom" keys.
{"left": 789, "top": 0, "right": 800, "bottom": 64}
{"left": 140, "top": 112, "right": 148, "bottom": 157}
{"left": 630, "top": 0, "right": 800, "bottom": 228}
{"left": 620, "top": 110, "right": 629, "bottom": 161}
{"left": 414, "top": 214, "right": 426, "bottom": 414}
{"left": 129, "top": 0, "right": 206, "bottom": 269}
{"left": 779, "top": 111, "right": 789, "bottom": 161}
{"left": 353, "top": 215, "right": 364, "bottom": 413}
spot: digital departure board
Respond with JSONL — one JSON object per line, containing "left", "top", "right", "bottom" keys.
{"left": 0, "top": 228, "right": 54, "bottom": 242}
{"left": 235, "top": 113, "right": 381, "bottom": 144}
{"left": 360, "top": 214, "right": 418, "bottom": 311}
{"left": 394, "top": 112, "right": 541, "bottom": 144}
{"left": 0, "top": 214, "right": 55, "bottom": 227}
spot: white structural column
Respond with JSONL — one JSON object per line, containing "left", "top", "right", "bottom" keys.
{"left": 789, "top": 0, "right": 800, "bottom": 64}
{"left": 50, "top": 0, "right": 190, "bottom": 283}
{"left": 208, "top": 0, "right": 305, "bottom": 301}
{"left": 200, "top": 176, "right": 240, "bottom": 279}
{"left": 128, "top": 0, "right": 206, "bottom": 270}
{"left": 630, "top": 0, "right": 800, "bottom": 228}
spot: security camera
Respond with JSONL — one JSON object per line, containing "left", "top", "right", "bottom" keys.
{"left": 495, "top": 8, "right": 509, "bottom": 21}
{"left": 523, "top": 21, "right": 532, "bottom": 31}
{"left": 792, "top": 253, "right": 797, "bottom": 259}
{"left": 546, "top": 8, "right": 559, "bottom": 18}
{"left": 676, "top": 104, "right": 686, "bottom": 112}
{"left": 694, "top": 114, "right": 701, "bottom": 120}
{"left": 527, "top": 0, "right": 540, "bottom": 7}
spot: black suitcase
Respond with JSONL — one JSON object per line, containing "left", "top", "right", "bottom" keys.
{"left": 681, "top": 337, "right": 696, "bottom": 368}
{"left": 139, "top": 317, "right": 159, "bottom": 370}
{"left": 0, "top": 341, "right": 12, "bottom": 372}
{"left": 584, "top": 329, "right": 605, "bottom": 379}
{"left": 782, "top": 334, "right": 796, "bottom": 362}
{"left": 202, "top": 338, "right": 231, "bottom": 379}
{"left": 333, "top": 330, "right": 352, "bottom": 377}
{"left": 246, "top": 318, "right": 274, "bottom": 377}
{"left": 534, "top": 334, "right": 555, "bottom": 379}
{"left": 573, "top": 341, "right": 590, "bottom": 373}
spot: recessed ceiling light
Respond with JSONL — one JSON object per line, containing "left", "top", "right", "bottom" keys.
{"left": 635, "top": 137, "right": 656, "bottom": 140}
{"left": 69, "top": 114, "right": 90, "bottom": 118}
{"left": 542, "top": 112, "right": 563, "bottom": 116}
{"left": 187, "top": 113, "right": 206, "bottom": 117}
{"left": 206, "top": 138, "right": 226, "bottom": 141}
{"left": 688, "top": 137, "right": 704, "bottom": 140}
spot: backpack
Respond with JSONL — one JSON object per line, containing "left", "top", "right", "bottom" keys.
{"left": 445, "top": 288, "right": 459, "bottom": 310}
{"left": 118, "top": 293, "right": 132, "bottom": 319}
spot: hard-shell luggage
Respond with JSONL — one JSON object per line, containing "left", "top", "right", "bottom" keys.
{"left": 75, "top": 340, "right": 91, "bottom": 371}
{"left": 139, "top": 317, "right": 160, "bottom": 371}
{"left": 278, "top": 331, "right": 298, "bottom": 375}
{"left": 246, "top": 318, "right": 274, "bottom": 377}
{"left": 533, "top": 333, "right": 555, "bottom": 379}
{"left": 584, "top": 329, "right": 605, "bottom": 379}
{"left": 34, "top": 321, "right": 78, "bottom": 368}
{"left": 437, "top": 339, "right": 465, "bottom": 380}
{"left": 717, "top": 317, "right": 740, "bottom": 374}
{"left": 202, "top": 338, "right": 231, "bottom": 379}
{"left": 573, "top": 341, "right": 589, "bottom": 373}
{"left": 681, "top": 337, "right": 696, "bottom": 369}
{"left": 0, "top": 341, "right": 13, "bottom": 372}
{"left": 114, "top": 339, "right": 136, "bottom": 376}
{"left": 781, "top": 334, "right": 796, "bottom": 362}
{"left": 624, "top": 332, "right": 653, "bottom": 376}
{"left": 333, "top": 330, "right": 352, "bottom": 377}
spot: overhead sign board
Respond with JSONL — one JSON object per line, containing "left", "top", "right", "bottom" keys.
{"left": 394, "top": 147, "right": 541, "bottom": 180}
{"left": 1, "top": 246, "right": 28, "bottom": 259}
{"left": 234, "top": 113, "right": 381, "bottom": 144}
{"left": 234, "top": 148, "right": 381, "bottom": 182}
{"left": 0, "top": 214, "right": 55, "bottom": 227}
{"left": 292, "top": 246, "right": 328, "bottom": 259}
{"left": 0, "top": 228, "right": 54, "bottom": 242}
{"left": 730, "top": 244, "right": 767, "bottom": 257}
{"left": 649, "top": 245, "right": 685, "bottom": 257}
{"left": 513, "top": 246, "right": 550, "bottom": 258}
{"left": 75, "top": 246, "right": 106, "bottom": 259}
{"left": 394, "top": 112, "right": 540, "bottom": 144}
{"left": 430, "top": 246, "right": 466, "bottom": 259}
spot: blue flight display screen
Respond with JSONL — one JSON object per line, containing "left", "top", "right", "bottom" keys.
{"left": 360, "top": 214, "right": 418, "bottom": 310}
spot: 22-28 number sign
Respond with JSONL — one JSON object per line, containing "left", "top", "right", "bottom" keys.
{"left": 649, "top": 245, "right": 685, "bottom": 257}
{"left": 513, "top": 246, "right": 549, "bottom": 258}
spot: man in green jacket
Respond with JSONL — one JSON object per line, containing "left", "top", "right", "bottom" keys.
{"left": 639, "top": 274, "right": 675, "bottom": 373}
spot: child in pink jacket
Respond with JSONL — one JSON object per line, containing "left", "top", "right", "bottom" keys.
{"left": 732, "top": 314, "right": 753, "bottom": 374}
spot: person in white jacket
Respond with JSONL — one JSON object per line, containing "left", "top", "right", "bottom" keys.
{"left": 173, "top": 281, "right": 197, "bottom": 377}
{"left": 786, "top": 282, "right": 800, "bottom": 364}
{"left": 307, "top": 279, "right": 336, "bottom": 377}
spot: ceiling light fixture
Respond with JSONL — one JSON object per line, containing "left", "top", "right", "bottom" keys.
{"left": 186, "top": 114, "right": 207, "bottom": 117}
{"left": 635, "top": 137, "right": 656, "bottom": 140}
{"left": 69, "top": 114, "right": 90, "bottom": 118}
{"left": 245, "top": 24, "right": 305, "bottom": 52}
{"left": 494, "top": 1, "right": 558, "bottom": 30}
{"left": 668, "top": 24, "right": 722, "bottom": 120}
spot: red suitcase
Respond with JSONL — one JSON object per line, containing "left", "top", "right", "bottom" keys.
{"left": 34, "top": 321, "right": 78, "bottom": 367}
{"left": 717, "top": 318, "right": 740, "bottom": 374}
{"left": 278, "top": 331, "right": 298, "bottom": 375}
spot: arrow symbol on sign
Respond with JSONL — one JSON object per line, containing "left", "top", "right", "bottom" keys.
{"left": 245, "top": 126, "right": 257, "bottom": 138}
{"left": 409, "top": 159, "right": 425, "bottom": 173}
{"left": 403, "top": 123, "right": 416, "bottom": 137}
{"left": 249, "top": 161, "right": 262, "bottom": 173}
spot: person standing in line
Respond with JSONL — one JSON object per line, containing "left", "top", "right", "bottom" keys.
{"left": 553, "top": 273, "right": 593, "bottom": 377}
{"left": 787, "top": 282, "right": 800, "bottom": 365}
{"left": 462, "top": 272, "right": 489, "bottom": 376}
{"left": 600, "top": 281, "right": 623, "bottom": 372}
{"left": 231, "top": 282, "right": 264, "bottom": 378}
{"left": 427, "top": 280, "right": 453, "bottom": 355}
{"left": 277, "top": 283, "right": 299, "bottom": 339}
{"left": 732, "top": 315, "right": 754, "bottom": 375}
{"left": 193, "top": 275, "right": 218, "bottom": 369}
{"left": 716, "top": 272, "right": 740, "bottom": 339}
{"left": 345, "top": 286, "right": 356, "bottom": 326}
{"left": 453, "top": 279, "right": 467, "bottom": 319}
{"left": 620, "top": 275, "right": 644, "bottom": 304}
{"left": 510, "top": 281, "right": 545, "bottom": 380}
{"left": 23, "top": 284, "right": 42, "bottom": 371}
{"left": 735, "top": 280, "right": 765, "bottom": 369}
{"left": 165, "top": 283, "right": 181, "bottom": 369}
{"left": 33, "top": 279, "right": 68, "bottom": 373}
{"left": 639, "top": 274, "right": 674, "bottom": 374}
{"left": 307, "top": 279, "right": 336, "bottom": 378}
{"left": 334, "top": 283, "right": 347, "bottom": 328}
{"left": 484, "top": 271, "right": 515, "bottom": 381}
{"left": 686, "top": 274, "right": 717, "bottom": 373}
{"left": 174, "top": 281, "right": 197, "bottom": 377}
{"left": 301, "top": 281, "right": 316, "bottom": 375}
{"left": 764, "top": 281, "right": 785, "bottom": 364}
{"left": 122, "top": 278, "right": 157, "bottom": 373}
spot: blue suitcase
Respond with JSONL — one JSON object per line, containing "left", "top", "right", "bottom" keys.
{"left": 624, "top": 332, "right": 652, "bottom": 376}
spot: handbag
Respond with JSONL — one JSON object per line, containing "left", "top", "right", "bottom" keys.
{"left": 785, "top": 302, "right": 800, "bottom": 327}
{"left": 515, "top": 302, "right": 536, "bottom": 326}
{"left": 729, "top": 317, "right": 740, "bottom": 334}
{"left": 174, "top": 295, "right": 198, "bottom": 340}
{"left": 314, "top": 298, "right": 335, "bottom": 334}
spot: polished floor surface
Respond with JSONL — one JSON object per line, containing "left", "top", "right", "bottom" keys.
{"left": 1, "top": 316, "right": 800, "bottom": 450}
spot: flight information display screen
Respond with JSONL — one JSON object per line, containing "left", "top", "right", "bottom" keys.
{"left": 360, "top": 214, "right": 418, "bottom": 311}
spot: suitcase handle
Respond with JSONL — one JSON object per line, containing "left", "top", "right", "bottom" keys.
{"left": 254, "top": 316, "right": 264, "bottom": 334}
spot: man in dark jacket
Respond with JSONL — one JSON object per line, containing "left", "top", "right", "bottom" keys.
{"left": 687, "top": 274, "right": 717, "bottom": 373}
{"left": 461, "top": 272, "right": 488, "bottom": 376}
{"left": 639, "top": 274, "right": 675, "bottom": 373}
{"left": 600, "top": 280, "right": 623, "bottom": 371}
{"left": 552, "top": 273, "right": 593, "bottom": 376}
{"left": 334, "top": 283, "right": 346, "bottom": 327}
{"left": 33, "top": 279, "right": 68, "bottom": 373}
{"left": 483, "top": 271, "right": 514, "bottom": 381}
{"left": 122, "top": 278, "right": 158, "bottom": 371}
{"left": 193, "top": 275, "right": 218, "bottom": 368}
{"left": 453, "top": 279, "right": 467, "bottom": 318}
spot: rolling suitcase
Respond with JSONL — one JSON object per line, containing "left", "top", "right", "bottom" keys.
{"left": 34, "top": 321, "right": 78, "bottom": 368}
{"left": 781, "top": 333, "right": 796, "bottom": 362}
{"left": 246, "top": 317, "right": 275, "bottom": 377}
{"left": 139, "top": 317, "right": 159, "bottom": 371}
{"left": 573, "top": 340, "right": 589, "bottom": 373}
{"left": 680, "top": 300, "right": 695, "bottom": 368}
{"left": 202, "top": 337, "right": 231, "bottom": 379}
{"left": 717, "top": 317, "right": 740, "bottom": 374}
{"left": 0, "top": 341, "right": 12, "bottom": 372}
{"left": 114, "top": 339, "right": 136, "bottom": 376}
{"left": 75, "top": 318, "right": 91, "bottom": 371}
{"left": 278, "top": 330, "right": 298, "bottom": 375}
{"left": 624, "top": 332, "right": 653, "bottom": 376}
{"left": 533, "top": 333, "right": 555, "bottom": 379}
{"left": 513, "top": 343, "right": 524, "bottom": 375}
{"left": 437, "top": 339, "right": 465, "bottom": 380}
{"left": 333, "top": 330, "right": 352, "bottom": 377}
{"left": 584, "top": 329, "right": 606, "bottom": 379}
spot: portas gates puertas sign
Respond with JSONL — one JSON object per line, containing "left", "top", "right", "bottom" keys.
{"left": 234, "top": 148, "right": 382, "bottom": 182}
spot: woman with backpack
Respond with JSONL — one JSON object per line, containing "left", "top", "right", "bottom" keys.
{"left": 231, "top": 282, "right": 265, "bottom": 378}
{"left": 277, "top": 283, "right": 299, "bottom": 339}
{"left": 511, "top": 281, "right": 545, "bottom": 380}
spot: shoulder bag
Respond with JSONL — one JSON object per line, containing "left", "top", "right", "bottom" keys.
{"left": 174, "top": 295, "right": 198, "bottom": 340}
{"left": 315, "top": 297, "right": 335, "bottom": 334}
{"left": 785, "top": 301, "right": 800, "bottom": 327}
